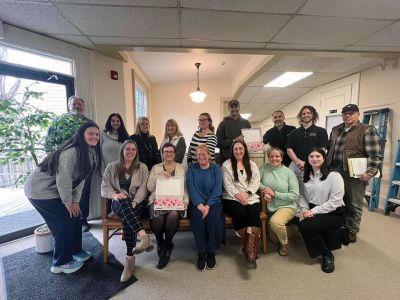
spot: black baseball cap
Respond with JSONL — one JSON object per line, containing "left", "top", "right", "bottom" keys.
{"left": 228, "top": 99, "right": 240, "bottom": 107}
{"left": 341, "top": 104, "right": 359, "bottom": 113}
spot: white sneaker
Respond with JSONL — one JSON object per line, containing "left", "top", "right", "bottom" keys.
{"left": 50, "top": 260, "right": 83, "bottom": 274}
{"left": 72, "top": 250, "right": 93, "bottom": 262}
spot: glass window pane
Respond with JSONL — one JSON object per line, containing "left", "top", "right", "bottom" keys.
{"left": 0, "top": 44, "right": 73, "bottom": 75}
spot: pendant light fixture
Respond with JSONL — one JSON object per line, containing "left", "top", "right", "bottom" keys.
{"left": 190, "top": 62, "right": 207, "bottom": 103}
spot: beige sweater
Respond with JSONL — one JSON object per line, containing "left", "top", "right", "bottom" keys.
{"left": 147, "top": 162, "right": 189, "bottom": 205}
{"left": 101, "top": 161, "right": 149, "bottom": 204}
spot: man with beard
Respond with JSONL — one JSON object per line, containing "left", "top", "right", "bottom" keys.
{"left": 263, "top": 110, "right": 295, "bottom": 167}
{"left": 217, "top": 99, "right": 251, "bottom": 164}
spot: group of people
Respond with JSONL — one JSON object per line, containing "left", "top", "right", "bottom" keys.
{"left": 24, "top": 96, "right": 381, "bottom": 282}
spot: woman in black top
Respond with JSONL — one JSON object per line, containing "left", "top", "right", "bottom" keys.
{"left": 129, "top": 117, "right": 161, "bottom": 171}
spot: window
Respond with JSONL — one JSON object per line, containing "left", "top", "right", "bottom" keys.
{"left": 135, "top": 81, "right": 148, "bottom": 121}
{"left": 0, "top": 44, "right": 73, "bottom": 75}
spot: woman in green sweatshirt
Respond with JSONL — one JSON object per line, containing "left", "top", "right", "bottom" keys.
{"left": 259, "top": 147, "right": 299, "bottom": 256}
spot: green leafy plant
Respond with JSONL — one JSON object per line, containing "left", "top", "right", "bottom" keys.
{"left": 0, "top": 87, "right": 55, "bottom": 184}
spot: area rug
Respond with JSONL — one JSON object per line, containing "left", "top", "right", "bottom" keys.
{"left": 1, "top": 232, "right": 136, "bottom": 300}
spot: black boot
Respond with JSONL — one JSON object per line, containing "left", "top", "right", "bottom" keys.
{"left": 157, "top": 243, "right": 174, "bottom": 269}
{"left": 206, "top": 252, "right": 216, "bottom": 270}
{"left": 197, "top": 253, "right": 206, "bottom": 271}
{"left": 321, "top": 253, "right": 335, "bottom": 273}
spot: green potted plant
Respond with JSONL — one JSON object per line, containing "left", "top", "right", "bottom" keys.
{"left": 0, "top": 87, "right": 55, "bottom": 185}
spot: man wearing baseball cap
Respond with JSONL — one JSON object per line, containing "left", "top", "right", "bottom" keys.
{"left": 216, "top": 99, "right": 251, "bottom": 163}
{"left": 326, "top": 104, "right": 381, "bottom": 243}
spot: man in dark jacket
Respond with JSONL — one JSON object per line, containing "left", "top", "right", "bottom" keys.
{"left": 216, "top": 100, "right": 251, "bottom": 164}
{"left": 263, "top": 110, "right": 295, "bottom": 167}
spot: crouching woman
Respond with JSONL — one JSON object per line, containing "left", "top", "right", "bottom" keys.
{"left": 24, "top": 122, "right": 101, "bottom": 274}
{"left": 298, "top": 148, "right": 346, "bottom": 273}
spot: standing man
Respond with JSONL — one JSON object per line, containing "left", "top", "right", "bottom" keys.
{"left": 286, "top": 105, "right": 328, "bottom": 177}
{"left": 216, "top": 99, "right": 251, "bottom": 164}
{"left": 45, "top": 96, "right": 91, "bottom": 152}
{"left": 45, "top": 96, "right": 95, "bottom": 232}
{"left": 263, "top": 110, "right": 295, "bottom": 167}
{"left": 326, "top": 104, "right": 381, "bottom": 243}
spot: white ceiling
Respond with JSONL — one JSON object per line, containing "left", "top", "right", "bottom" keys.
{"left": 128, "top": 52, "right": 255, "bottom": 83}
{"left": 1, "top": 0, "right": 400, "bottom": 122}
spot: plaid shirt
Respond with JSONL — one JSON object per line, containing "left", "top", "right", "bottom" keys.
{"left": 331, "top": 122, "right": 381, "bottom": 176}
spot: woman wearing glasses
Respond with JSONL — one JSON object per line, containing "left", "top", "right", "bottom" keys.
{"left": 187, "top": 113, "right": 218, "bottom": 164}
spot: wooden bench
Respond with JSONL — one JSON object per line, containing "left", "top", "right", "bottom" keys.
{"left": 102, "top": 197, "right": 268, "bottom": 263}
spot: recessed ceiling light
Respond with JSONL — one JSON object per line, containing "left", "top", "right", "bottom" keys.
{"left": 264, "top": 72, "right": 313, "bottom": 88}
{"left": 241, "top": 113, "right": 251, "bottom": 119}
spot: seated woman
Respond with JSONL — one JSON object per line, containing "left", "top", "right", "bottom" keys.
{"left": 221, "top": 141, "right": 261, "bottom": 269}
{"left": 298, "top": 148, "right": 345, "bottom": 273}
{"left": 259, "top": 147, "right": 299, "bottom": 257}
{"left": 147, "top": 142, "right": 189, "bottom": 269}
{"left": 101, "top": 140, "right": 152, "bottom": 282}
{"left": 187, "top": 144, "right": 223, "bottom": 271}
{"left": 24, "top": 122, "right": 101, "bottom": 274}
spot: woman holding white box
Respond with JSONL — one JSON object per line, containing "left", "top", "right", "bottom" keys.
{"left": 147, "top": 142, "right": 189, "bottom": 269}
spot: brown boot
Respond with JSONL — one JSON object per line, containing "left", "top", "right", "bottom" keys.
{"left": 246, "top": 227, "right": 260, "bottom": 269}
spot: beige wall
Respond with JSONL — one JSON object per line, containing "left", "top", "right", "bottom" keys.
{"left": 150, "top": 80, "right": 232, "bottom": 144}
{"left": 92, "top": 53, "right": 125, "bottom": 130}
{"left": 122, "top": 53, "right": 152, "bottom": 134}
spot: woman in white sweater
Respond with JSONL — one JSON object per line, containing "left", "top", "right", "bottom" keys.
{"left": 221, "top": 141, "right": 260, "bottom": 269}
{"left": 101, "top": 140, "right": 152, "bottom": 282}
{"left": 298, "top": 148, "right": 346, "bottom": 273}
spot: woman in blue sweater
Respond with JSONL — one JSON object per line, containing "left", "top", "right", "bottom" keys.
{"left": 187, "top": 144, "right": 223, "bottom": 271}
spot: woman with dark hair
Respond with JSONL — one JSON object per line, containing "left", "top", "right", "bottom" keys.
{"left": 187, "top": 113, "right": 218, "bottom": 164}
{"left": 101, "top": 140, "right": 152, "bottom": 282}
{"left": 259, "top": 147, "right": 299, "bottom": 257}
{"left": 298, "top": 148, "right": 345, "bottom": 273}
{"left": 221, "top": 141, "right": 261, "bottom": 269}
{"left": 101, "top": 113, "right": 129, "bottom": 167}
{"left": 24, "top": 122, "right": 101, "bottom": 274}
{"left": 129, "top": 117, "right": 161, "bottom": 171}
{"left": 187, "top": 144, "right": 223, "bottom": 271}
{"left": 159, "top": 119, "right": 186, "bottom": 163}
{"left": 147, "top": 142, "right": 189, "bottom": 269}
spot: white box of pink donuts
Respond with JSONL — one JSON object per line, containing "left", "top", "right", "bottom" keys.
{"left": 154, "top": 176, "right": 185, "bottom": 211}
{"left": 242, "top": 128, "right": 265, "bottom": 152}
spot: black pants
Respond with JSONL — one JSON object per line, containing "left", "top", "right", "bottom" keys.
{"left": 222, "top": 200, "right": 260, "bottom": 230}
{"left": 298, "top": 209, "right": 344, "bottom": 258}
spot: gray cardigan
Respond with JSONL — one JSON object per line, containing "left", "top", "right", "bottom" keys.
{"left": 24, "top": 147, "right": 96, "bottom": 206}
{"left": 101, "top": 161, "right": 149, "bottom": 204}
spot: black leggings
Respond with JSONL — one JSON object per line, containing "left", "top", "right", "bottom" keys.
{"left": 150, "top": 211, "right": 180, "bottom": 249}
{"left": 222, "top": 200, "right": 260, "bottom": 230}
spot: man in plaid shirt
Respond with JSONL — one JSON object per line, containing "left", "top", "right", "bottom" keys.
{"left": 326, "top": 104, "right": 381, "bottom": 243}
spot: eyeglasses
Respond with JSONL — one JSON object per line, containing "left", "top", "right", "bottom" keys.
{"left": 198, "top": 118, "right": 209, "bottom": 122}
{"left": 163, "top": 150, "right": 175, "bottom": 154}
